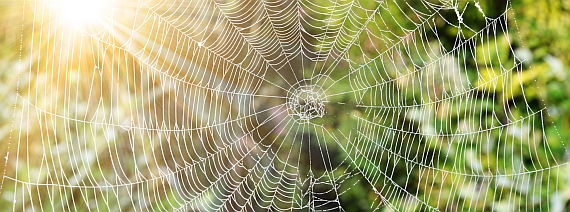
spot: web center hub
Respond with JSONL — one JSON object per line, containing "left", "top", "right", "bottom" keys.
{"left": 287, "top": 85, "right": 327, "bottom": 123}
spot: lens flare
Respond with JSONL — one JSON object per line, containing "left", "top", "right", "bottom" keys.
{"left": 55, "top": 0, "right": 107, "bottom": 26}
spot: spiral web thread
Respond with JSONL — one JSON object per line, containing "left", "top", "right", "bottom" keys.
{"left": 1, "top": 0, "right": 566, "bottom": 211}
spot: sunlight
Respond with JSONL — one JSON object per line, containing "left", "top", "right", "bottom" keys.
{"left": 54, "top": 0, "right": 108, "bottom": 26}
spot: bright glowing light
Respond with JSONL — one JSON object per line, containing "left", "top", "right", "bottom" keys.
{"left": 55, "top": 0, "right": 107, "bottom": 26}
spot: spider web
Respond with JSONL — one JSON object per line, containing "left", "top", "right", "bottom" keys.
{"left": 1, "top": 0, "right": 566, "bottom": 211}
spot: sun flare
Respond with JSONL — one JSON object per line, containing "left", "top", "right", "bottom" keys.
{"left": 54, "top": 0, "right": 108, "bottom": 26}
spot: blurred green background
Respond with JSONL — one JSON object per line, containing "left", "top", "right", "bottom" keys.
{"left": 0, "top": 0, "right": 569, "bottom": 211}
